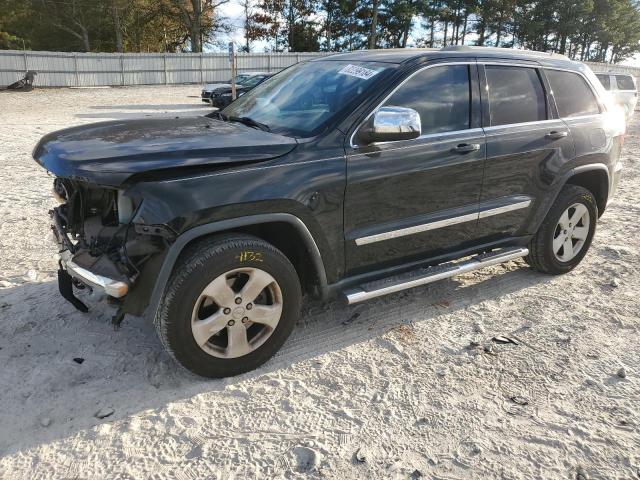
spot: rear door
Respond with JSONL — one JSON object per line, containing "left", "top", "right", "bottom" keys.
{"left": 344, "top": 61, "right": 486, "bottom": 274}
{"left": 544, "top": 67, "right": 611, "bottom": 180}
{"left": 476, "top": 62, "right": 574, "bottom": 242}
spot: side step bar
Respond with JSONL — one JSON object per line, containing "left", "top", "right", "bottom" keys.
{"left": 344, "top": 247, "right": 529, "bottom": 304}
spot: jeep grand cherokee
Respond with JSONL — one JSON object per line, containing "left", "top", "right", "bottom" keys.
{"left": 34, "top": 46, "right": 625, "bottom": 377}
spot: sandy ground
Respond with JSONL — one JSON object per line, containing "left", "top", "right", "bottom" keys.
{"left": 0, "top": 86, "right": 639, "bottom": 479}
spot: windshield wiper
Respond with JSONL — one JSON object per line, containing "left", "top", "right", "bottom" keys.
{"left": 209, "top": 112, "right": 270, "bottom": 132}
{"left": 227, "top": 115, "right": 271, "bottom": 132}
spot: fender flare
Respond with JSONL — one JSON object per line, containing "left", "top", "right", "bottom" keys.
{"left": 145, "top": 213, "right": 328, "bottom": 321}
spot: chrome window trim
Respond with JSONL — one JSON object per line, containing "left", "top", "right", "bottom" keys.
{"left": 482, "top": 118, "right": 560, "bottom": 133}
{"left": 355, "top": 199, "right": 531, "bottom": 246}
{"left": 349, "top": 60, "right": 607, "bottom": 150}
{"left": 349, "top": 61, "right": 476, "bottom": 149}
{"left": 350, "top": 127, "right": 485, "bottom": 154}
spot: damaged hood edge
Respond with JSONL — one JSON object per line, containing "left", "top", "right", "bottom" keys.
{"left": 33, "top": 116, "right": 298, "bottom": 187}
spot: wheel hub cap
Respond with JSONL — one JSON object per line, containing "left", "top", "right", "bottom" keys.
{"left": 553, "top": 203, "right": 590, "bottom": 263}
{"left": 190, "top": 267, "right": 283, "bottom": 359}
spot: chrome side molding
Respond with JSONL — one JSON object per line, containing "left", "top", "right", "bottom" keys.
{"left": 355, "top": 200, "right": 531, "bottom": 246}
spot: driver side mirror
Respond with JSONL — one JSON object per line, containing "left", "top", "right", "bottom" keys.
{"left": 357, "top": 106, "right": 421, "bottom": 145}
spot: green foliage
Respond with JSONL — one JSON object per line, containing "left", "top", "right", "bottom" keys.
{"left": 1, "top": 0, "right": 639, "bottom": 62}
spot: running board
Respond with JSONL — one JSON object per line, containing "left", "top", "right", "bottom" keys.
{"left": 344, "top": 247, "right": 529, "bottom": 304}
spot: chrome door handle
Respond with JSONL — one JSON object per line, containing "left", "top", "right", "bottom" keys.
{"left": 452, "top": 143, "right": 480, "bottom": 153}
{"left": 545, "top": 130, "right": 568, "bottom": 140}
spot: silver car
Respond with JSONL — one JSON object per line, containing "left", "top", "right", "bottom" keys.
{"left": 596, "top": 72, "right": 638, "bottom": 119}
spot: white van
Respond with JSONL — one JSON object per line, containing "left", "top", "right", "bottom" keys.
{"left": 595, "top": 72, "right": 638, "bottom": 120}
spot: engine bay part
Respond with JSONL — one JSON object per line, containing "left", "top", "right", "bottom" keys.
{"left": 52, "top": 178, "right": 170, "bottom": 311}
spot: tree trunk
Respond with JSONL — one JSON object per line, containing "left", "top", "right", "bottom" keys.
{"left": 560, "top": 36, "right": 568, "bottom": 55}
{"left": 453, "top": 8, "right": 459, "bottom": 44}
{"left": 80, "top": 24, "right": 90, "bottom": 51}
{"left": 111, "top": 0, "right": 123, "bottom": 52}
{"left": 429, "top": 19, "right": 435, "bottom": 47}
{"left": 287, "top": 0, "right": 294, "bottom": 51}
{"left": 368, "top": 0, "right": 379, "bottom": 49}
{"left": 495, "top": 21, "right": 502, "bottom": 47}
{"left": 443, "top": 20, "right": 449, "bottom": 46}
{"left": 461, "top": 14, "right": 468, "bottom": 45}
{"left": 477, "top": 21, "right": 485, "bottom": 46}
{"left": 401, "top": 17, "right": 411, "bottom": 47}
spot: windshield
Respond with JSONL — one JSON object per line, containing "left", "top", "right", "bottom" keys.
{"left": 220, "top": 60, "right": 394, "bottom": 137}
{"left": 241, "top": 75, "right": 266, "bottom": 88}
{"left": 235, "top": 74, "right": 254, "bottom": 85}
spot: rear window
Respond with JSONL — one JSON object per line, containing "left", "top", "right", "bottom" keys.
{"left": 615, "top": 75, "right": 636, "bottom": 91}
{"left": 596, "top": 74, "right": 611, "bottom": 90}
{"left": 485, "top": 66, "right": 546, "bottom": 126}
{"left": 546, "top": 70, "right": 600, "bottom": 118}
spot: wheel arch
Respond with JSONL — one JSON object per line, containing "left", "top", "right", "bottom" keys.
{"left": 145, "top": 213, "right": 328, "bottom": 321}
{"left": 564, "top": 164, "right": 610, "bottom": 217}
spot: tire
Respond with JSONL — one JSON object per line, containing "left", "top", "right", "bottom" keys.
{"left": 526, "top": 185, "right": 598, "bottom": 275}
{"left": 155, "top": 234, "right": 302, "bottom": 378}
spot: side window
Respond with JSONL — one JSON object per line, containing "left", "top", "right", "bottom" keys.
{"left": 546, "top": 69, "right": 600, "bottom": 118}
{"left": 383, "top": 65, "right": 470, "bottom": 135}
{"left": 596, "top": 74, "right": 611, "bottom": 90}
{"left": 615, "top": 75, "right": 636, "bottom": 91}
{"left": 485, "top": 66, "right": 546, "bottom": 126}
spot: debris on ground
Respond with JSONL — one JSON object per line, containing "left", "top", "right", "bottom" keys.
{"left": 95, "top": 408, "right": 115, "bottom": 419}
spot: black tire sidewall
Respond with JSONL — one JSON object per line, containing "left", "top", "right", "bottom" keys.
{"left": 540, "top": 187, "right": 598, "bottom": 273}
{"left": 160, "top": 237, "right": 301, "bottom": 378}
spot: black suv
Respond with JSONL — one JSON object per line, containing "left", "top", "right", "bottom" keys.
{"left": 34, "top": 47, "right": 625, "bottom": 377}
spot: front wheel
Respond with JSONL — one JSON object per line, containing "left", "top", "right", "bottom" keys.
{"left": 526, "top": 185, "right": 598, "bottom": 275}
{"left": 155, "top": 234, "right": 302, "bottom": 378}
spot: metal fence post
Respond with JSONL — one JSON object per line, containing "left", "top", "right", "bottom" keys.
{"left": 267, "top": 54, "right": 271, "bottom": 73}
{"left": 120, "top": 54, "right": 125, "bottom": 86}
{"left": 164, "top": 53, "right": 168, "bottom": 85}
{"left": 73, "top": 53, "right": 79, "bottom": 87}
{"left": 200, "top": 53, "right": 203, "bottom": 84}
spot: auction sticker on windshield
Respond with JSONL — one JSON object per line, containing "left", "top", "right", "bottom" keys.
{"left": 338, "top": 64, "right": 381, "bottom": 80}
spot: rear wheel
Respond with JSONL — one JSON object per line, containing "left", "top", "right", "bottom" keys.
{"left": 155, "top": 234, "right": 301, "bottom": 378}
{"left": 526, "top": 185, "right": 598, "bottom": 274}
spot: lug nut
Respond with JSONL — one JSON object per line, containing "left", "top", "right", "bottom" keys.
{"left": 235, "top": 297, "right": 242, "bottom": 304}
{"left": 242, "top": 317, "right": 248, "bottom": 323}
{"left": 246, "top": 303, "right": 253, "bottom": 310}
{"left": 227, "top": 319, "right": 235, "bottom": 326}
{"left": 223, "top": 308, "right": 231, "bottom": 314}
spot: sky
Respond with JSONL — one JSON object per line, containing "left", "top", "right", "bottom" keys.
{"left": 215, "top": 0, "right": 640, "bottom": 66}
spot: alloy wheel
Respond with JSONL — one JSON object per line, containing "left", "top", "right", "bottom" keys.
{"left": 552, "top": 203, "right": 590, "bottom": 262}
{"left": 190, "top": 267, "right": 283, "bottom": 358}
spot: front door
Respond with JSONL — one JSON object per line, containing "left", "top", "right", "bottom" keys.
{"left": 344, "top": 62, "right": 486, "bottom": 275}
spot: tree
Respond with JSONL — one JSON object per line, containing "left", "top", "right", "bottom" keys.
{"left": 169, "top": 0, "right": 230, "bottom": 52}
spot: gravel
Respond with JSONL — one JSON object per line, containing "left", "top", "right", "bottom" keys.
{"left": 0, "top": 86, "right": 638, "bottom": 479}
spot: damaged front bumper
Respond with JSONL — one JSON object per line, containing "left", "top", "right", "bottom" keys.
{"left": 59, "top": 250, "right": 129, "bottom": 299}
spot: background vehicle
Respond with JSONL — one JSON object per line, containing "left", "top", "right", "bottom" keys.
{"left": 209, "top": 73, "right": 273, "bottom": 108}
{"left": 200, "top": 72, "right": 265, "bottom": 102}
{"left": 595, "top": 72, "right": 638, "bottom": 119}
{"left": 34, "top": 47, "right": 625, "bottom": 378}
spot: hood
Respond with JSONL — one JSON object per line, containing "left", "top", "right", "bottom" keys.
{"left": 203, "top": 83, "right": 231, "bottom": 91}
{"left": 33, "top": 116, "right": 297, "bottom": 186}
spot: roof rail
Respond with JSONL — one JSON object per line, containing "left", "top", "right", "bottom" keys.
{"left": 440, "top": 45, "right": 569, "bottom": 60}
